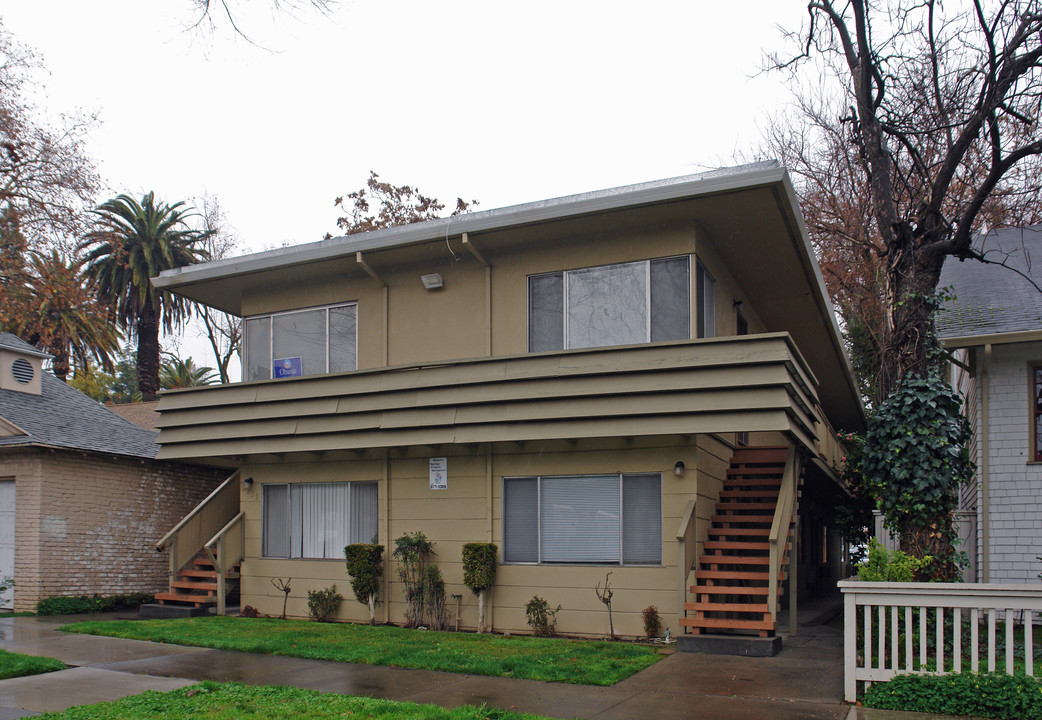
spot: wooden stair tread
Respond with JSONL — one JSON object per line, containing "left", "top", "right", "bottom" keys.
{"left": 172, "top": 581, "right": 218, "bottom": 592}
{"left": 711, "top": 515, "right": 774, "bottom": 523}
{"left": 720, "top": 489, "right": 779, "bottom": 498}
{"left": 714, "top": 502, "right": 778, "bottom": 511}
{"left": 155, "top": 591, "right": 217, "bottom": 606}
{"left": 708, "top": 523, "right": 775, "bottom": 533}
{"left": 701, "top": 554, "right": 772, "bottom": 564}
{"left": 679, "top": 617, "right": 776, "bottom": 630}
{"left": 704, "top": 540, "right": 770, "bottom": 550}
{"left": 691, "top": 585, "right": 780, "bottom": 596}
{"left": 694, "top": 570, "right": 772, "bottom": 580}
{"left": 685, "top": 602, "right": 770, "bottom": 613}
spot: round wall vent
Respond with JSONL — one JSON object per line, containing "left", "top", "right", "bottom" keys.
{"left": 11, "top": 358, "right": 34, "bottom": 385}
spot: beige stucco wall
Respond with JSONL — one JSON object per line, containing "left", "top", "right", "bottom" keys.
{"left": 234, "top": 435, "right": 752, "bottom": 638}
{"left": 5, "top": 448, "right": 222, "bottom": 610}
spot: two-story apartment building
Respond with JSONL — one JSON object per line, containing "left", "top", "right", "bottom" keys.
{"left": 150, "top": 161, "right": 864, "bottom": 639}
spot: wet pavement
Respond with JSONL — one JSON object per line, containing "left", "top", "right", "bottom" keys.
{"left": 0, "top": 601, "right": 855, "bottom": 719}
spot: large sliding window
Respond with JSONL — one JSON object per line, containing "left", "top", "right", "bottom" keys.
{"left": 503, "top": 473, "right": 662, "bottom": 565}
{"left": 695, "top": 260, "right": 716, "bottom": 339}
{"left": 528, "top": 257, "right": 690, "bottom": 352}
{"left": 262, "top": 481, "right": 378, "bottom": 559}
{"left": 246, "top": 303, "right": 357, "bottom": 381}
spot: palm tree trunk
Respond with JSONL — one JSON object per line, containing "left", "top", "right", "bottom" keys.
{"left": 137, "top": 308, "right": 160, "bottom": 401}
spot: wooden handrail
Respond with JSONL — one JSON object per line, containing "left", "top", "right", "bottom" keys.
{"left": 767, "top": 446, "right": 800, "bottom": 620}
{"left": 675, "top": 499, "right": 698, "bottom": 626}
{"left": 155, "top": 468, "right": 239, "bottom": 552}
{"left": 206, "top": 510, "right": 245, "bottom": 549}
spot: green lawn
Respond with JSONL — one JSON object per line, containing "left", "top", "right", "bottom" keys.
{"left": 0, "top": 648, "right": 66, "bottom": 679}
{"left": 62, "top": 616, "right": 660, "bottom": 685}
{"left": 37, "top": 682, "right": 557, "bottom": 719}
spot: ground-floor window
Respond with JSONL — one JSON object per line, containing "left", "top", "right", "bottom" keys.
{"left": 262, "top": 481, "right": 378, "bottom": 559}
{"left": 502, "top": 473, "right": 661, "bottom": 565}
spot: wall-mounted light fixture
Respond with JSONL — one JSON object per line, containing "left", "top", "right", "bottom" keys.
{"left": 733, "top": 299, "right": 744, "bottom": 313}
{"left": 421, "top": 273, "right": 444, "bottom": 290}
{"left": 243, "top": 476, "right": 254, "bottom": 490}
{"left": 674, "top": 461, "right": 685, "bottom": 477}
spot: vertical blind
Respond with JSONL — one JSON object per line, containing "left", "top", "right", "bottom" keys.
{"left": 262, "top": 481, "right": 378, "bottom": 559}
{"left": 503, "top": 474, "right": 661, "bottom": 565}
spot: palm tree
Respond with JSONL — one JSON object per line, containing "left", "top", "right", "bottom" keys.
{"left": 160, "top": 355, "right": 218, "bottom": 390}
{"left": 80, "top": 192, "right": 209, "bottom": 400}
{"left": 12, "top": 249, "right": 121, "bottom": 380}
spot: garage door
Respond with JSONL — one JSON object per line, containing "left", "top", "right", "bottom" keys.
{"left": 0, "top": 479, "right": 13, "bottom": 609}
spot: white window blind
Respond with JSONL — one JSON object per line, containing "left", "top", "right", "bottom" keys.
{"left": 263, "top": 481, "right": 378, "bottom": 559}
{"left": 503, "top": 474, "right": 661, "bottom": 565}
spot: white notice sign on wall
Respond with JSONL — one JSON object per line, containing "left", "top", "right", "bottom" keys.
{"left": 429, "top": 457, "right": 448, "bottom": 490}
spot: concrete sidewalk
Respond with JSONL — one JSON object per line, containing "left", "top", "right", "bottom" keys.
{"left": 0, "top": 601, "right": 852, "bottom": 720}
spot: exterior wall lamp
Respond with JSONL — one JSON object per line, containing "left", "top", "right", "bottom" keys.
{"left": 421, "top": 273, "right": 444, "bottom": 290}
{"left": 243, "top": 476, "right": 254, "bottom": 490}
{"left": 674, "top": 461, "right": 685, "bottom": 477}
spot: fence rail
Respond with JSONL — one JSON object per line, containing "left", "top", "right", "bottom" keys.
{"left": 839, "top": 580, "right": 1042, "bottom": 702}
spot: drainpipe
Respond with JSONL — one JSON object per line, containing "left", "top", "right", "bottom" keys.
{"left": 981, "top": 344, "right": 991, "bottom": 582}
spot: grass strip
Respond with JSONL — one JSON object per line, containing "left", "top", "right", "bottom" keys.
{"left": 37, "top": 681, "right": 557, "bottom": 719}
{"left": 0, "top": 648, "right": 66, "bottom": 679}
{"left": 62, "top": 616, "right": 660, "bottom": 685}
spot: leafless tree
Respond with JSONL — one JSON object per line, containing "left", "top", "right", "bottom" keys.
{"left": 769, "top": 0, "right": 1042, "bottom": 400}
{"left": 194, "top": 193, "right": 243, "bottom": 384}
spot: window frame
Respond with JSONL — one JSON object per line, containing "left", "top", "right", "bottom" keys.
{"left": 527, "top": 256, "right": 691, "bottom": 352}
{"left": 244, "top": 301, "right": 358, "bottom": 381}
{"left": 261, "top": 480, "right": 378, "bottom": 560}
{"left": 501, "top": 472, "right": 663, "bottom": 566}
{"left": 1031, "top": 364, "right": 1042, "bottom": 462}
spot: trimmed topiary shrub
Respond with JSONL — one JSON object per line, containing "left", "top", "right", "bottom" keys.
{"left": 36, "top": 592, "right": 154, "bottom": 616}
{"left": 863, "top": 672, "right": 1042, "bottom": 719}
{"left": 393, "top": 531, "right": 435, "bottom": 629}
{"left": 345, "top": 543, "right": 384, "bottom": 625}
{"left": 462, "top": 542, "right": 497, "bottom": 633}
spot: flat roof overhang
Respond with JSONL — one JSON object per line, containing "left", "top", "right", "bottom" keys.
{"left": 154, "top": 163, "right": 865, "bottom": 433}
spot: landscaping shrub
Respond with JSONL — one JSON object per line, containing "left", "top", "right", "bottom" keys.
{"left": 344, "top": 543, "right": 384, "bottom": 625}
{"left": 306, "top": 585, "right": 343, "bottom": 622}
{"left": 422, "top": 563, "right": 448, "bottom": 630}
{"left": 524, "top": 595, "right": 561, "bottom": 637}
{"left": 857, "top": 538, "right": 930, "bottom": 582}
{"left": 36, "top": 592, "right": 154, "bottom": 616}
{"left": 393, "top": 531, "right": 435, "bottom": 628}
{"left": 863, "top": 672, "right": 1042, "bottom": 720}
{"left": 240, "top": 604, "right": 260, "bottom": 618}
{"left": 462, "top": 542, "right": 497, "bottom": 633}
{"left": 642, "top": 605, "right": 662, "bottom": 638}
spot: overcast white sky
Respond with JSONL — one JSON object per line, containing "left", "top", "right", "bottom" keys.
{"left": 2, "top": 0, "right": 810, "bottom": 374}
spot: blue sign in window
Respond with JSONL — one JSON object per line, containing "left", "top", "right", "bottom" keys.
{"left": 274, "top": 357, "right": 303, "bottom": 378}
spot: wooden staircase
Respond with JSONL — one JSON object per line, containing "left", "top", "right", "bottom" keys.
{"left": 680, "top": 446, "right": 796, "bottom": 637}
{"left": 154, "top": 550, "right": 240, "bottom": 609}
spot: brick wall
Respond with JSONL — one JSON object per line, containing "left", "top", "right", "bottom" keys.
{"left": 982, "top": 342, "right": 1042, "bottom": 583}
{"left": 6, "top": 448, "right": 223, "bottom": 610}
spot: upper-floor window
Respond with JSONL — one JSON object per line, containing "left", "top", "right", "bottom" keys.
{"left": 245, "top": 303, "right": 357, "bottom": 381}
{"left": 1033, "top": 365, "right": 1042, "bottom": 461}
{"left": 528, "top": 256, "right": 690, "bottom": 352}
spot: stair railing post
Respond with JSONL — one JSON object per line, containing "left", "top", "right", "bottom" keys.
{"left": 789, "top": 516, "right": 799, "bottom": 637}
{"left": 216, "top": 533, "right": 226, "bottom": 617}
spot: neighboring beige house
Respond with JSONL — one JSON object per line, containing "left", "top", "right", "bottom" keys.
{"left": 940, "top": 225, "right": 1042, "bottom": 584}
{"left": 0, "top": 334, "right": 223, "bottom": 611}
{"left": 151, "top": 162, "right": 864, "bottom": 639}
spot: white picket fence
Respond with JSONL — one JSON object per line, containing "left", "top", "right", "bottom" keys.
{"left": 839, "top": 580, "right": 1042, "bottom": 702}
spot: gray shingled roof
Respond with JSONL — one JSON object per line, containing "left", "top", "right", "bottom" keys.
{"left": 937, "top": 225, "right": 1042, "bottom": 339}
{"left": 0, "top": 334, "right": 159, "bottom": 459}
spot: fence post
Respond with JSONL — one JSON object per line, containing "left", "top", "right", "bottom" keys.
{"left": 843, "top": 585, "right": 857, "bottom": 703}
